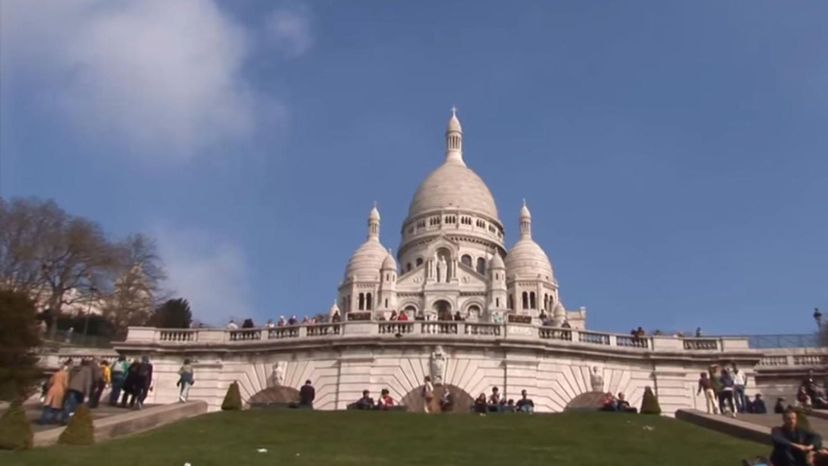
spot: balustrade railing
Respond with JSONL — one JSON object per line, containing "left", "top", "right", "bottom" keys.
{"left": 306, "top": 324, "right": 341, "bottom": 337}
{"left": 464, "top": 323, "right": 502, "bottom": 336}
{"left": 578, "top": 331, "right": 611, "bottom": 345}
{"left": 793, "top": 355, "right": 828, "bottom": 366}
{"left": 421, "top": 322, "right": 459, "bottom": 335}
{"left": 159, "top": 330, "right": 197, "bottom": 343}
{"left": 130, "top": 323, "right": 798, "bottom": 357}
{"left": 268, "top": 327, "right": 299, "bottom": 339}
{"left": 682, "top": 338, "right": 720, "bottom": 351}
{"left": 616, "top": 335, "right": 649, "bottom": 349}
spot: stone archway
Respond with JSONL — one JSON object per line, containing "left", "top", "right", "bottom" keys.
{"left": 433, "top": 300, "right": 452, "bottom": 321}
{"left": 563, "top": 391, "right": 606, "bottom": 412}
{"left": 400, "top": 384, "right": 474, "bottom": 414}
{"left": 248, "top": 386, "right": 300, "bottom": 408}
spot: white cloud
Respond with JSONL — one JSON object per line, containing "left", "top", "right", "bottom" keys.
{"left": 265, "top": 5, "right": 313, "bottom": 58}
{"left": 0, "top": 0, "right": 310, "bottom": 159}
{"left": 154, "top": 226, "right": 251, "bottom": 325}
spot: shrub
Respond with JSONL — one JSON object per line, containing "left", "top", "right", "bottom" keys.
{"left": 0, "top": 400, "right": 33, "bottom": 450}
{"left": 58, "top": 405, "right": 95, "bottom": 446}
{"left": 0, "top": 290, "right": 42, "bottom": 401}
{"left": 640, "top": 386, "right": 662, "bottom": 415}
{"left": 222, "top": 381, "right": 242, "bottom": 410}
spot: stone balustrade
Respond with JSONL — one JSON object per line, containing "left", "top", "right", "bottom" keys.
{"left": 123, "top": 323, "right": 762, "bottom": 355}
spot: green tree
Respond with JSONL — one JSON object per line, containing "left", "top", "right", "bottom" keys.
{"left": 0, "top": 290, "right": 41, "bottom": 401}
{"left": 148, "top": 298, "right": 193, "bottom": 328}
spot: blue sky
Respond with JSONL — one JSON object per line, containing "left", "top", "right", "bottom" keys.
{"left": 2, "top": 1, "right": 826, "bottom": 334}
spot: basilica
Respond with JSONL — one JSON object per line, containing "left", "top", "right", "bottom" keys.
{"left": 336, "top": 110, "right": 586, "bottom": 329}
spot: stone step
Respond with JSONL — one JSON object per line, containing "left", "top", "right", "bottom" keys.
{"left": 33, "top": 401, "right": 207, "bottom": 447}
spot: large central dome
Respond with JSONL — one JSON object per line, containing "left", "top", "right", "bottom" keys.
{"left": 406, "top": 109, "right": 500, "bottom": 222}
{"left": 408, "top": 161, "right": 499, "bottom": 220}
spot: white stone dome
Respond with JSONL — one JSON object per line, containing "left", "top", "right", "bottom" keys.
{"left": 490, "top": 253, "right": 505, "bottom": 269}
{"left": 344, "top": 239, "right": 386, "bottom": 280}
{"left": 505, "top": 238, "right": 555, "bottom": 282}
{"left": 408, "top": 161, "right": 499, "bottom": 220}
{"left": 381, "top": 251, "right": 397, "bottom": 270}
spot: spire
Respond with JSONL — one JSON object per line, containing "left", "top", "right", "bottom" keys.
{"left": 445, "top": 106, "right": 464, "bottom": 165}
{"left": 519, "top": 199, "right": 532, "bottom": 239}
{"left": 368, "top": 203, "right": 380, "bottom": 240}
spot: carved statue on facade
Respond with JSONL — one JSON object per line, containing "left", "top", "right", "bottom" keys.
{"left": 590, "top": 366, "right": 604, "bottom": 392}
{"left": 435, "top": 255, "right": 446, "bottom": 283}
{"left": 430, "top": 345, "right": 447, "bottom": 385}
{"left": 271, "top": 361, "right": 287, "bottom": 387}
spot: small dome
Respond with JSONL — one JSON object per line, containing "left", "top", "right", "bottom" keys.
{"left": 447, "top": 108, "right": 462, "bottom": 133}
{"left": 369, "top": 204, "right": 380, "bottom": 221}
{"left": 381, "top": 250, "right": 397, "bottom": 270}
{"left": 344, "top": 239, "right": 387, "bottom": 281}
{"left": 505, "top": 238, "right": 555, "bottom": 282}
{"left": 329, "top": 301, "right": 341, "bottom": 315}
{"left": 520, "top": 200, "right": 531, "bottom": 220}
{"left": 490, "top": 253, "right": 505, "bottom": 269}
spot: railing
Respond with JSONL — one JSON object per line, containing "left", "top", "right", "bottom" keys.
{"left": 378, "top": 322, "right": 414, "bottom": 335}
{"left": 230, "top": 329, "right": 262, "bottom": 341}
{"left": 159, "top": 330, "right": 198, "bottom": 343}
{"left": 306, "top": 324, "right": 341, "bottom": 337}
{"left": 538, "top": 327, "right": 572, "bottom": 341}
{"left": 465, "top": 323, "right": 502, "bottom": 336}
{"left": 125, "top": 323, "right": 799, "bottom": 356}
{"left": 268, "top": 327, "right": 299, "bottom": 339}
{"left": 578, "top": 331, "right": 611, "bottom": 346}
{"left": 616, "top": 335, "right": 649, "bottom": 349}
{"left": 421, "top": 322, "right": 458, "bottom": 335}
{"left": 682, "top": 338, "right": 720, "bottom": 351}
{"left": 793, "top": 355, "right": 828, "bottom": 366}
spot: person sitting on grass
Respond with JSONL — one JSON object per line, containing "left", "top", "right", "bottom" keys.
{"left": 474, "top": 393, "right": 487, "bottom": 415}
{"left": 488, "top": 386, "right": 502, "bottom": 412}
{"left": 516, "top": 389, "right": 534, "bottom": 414}
{"left": 770, "top": 408, "right": 828, "bottom": 466}
{"left": 775, "top": 398, "right": 788, "bottom": 414}
{"left": 616, "top": 393, "right": 637, "bottom": 413}
{"left": 378, "top": 389, "right": 395, "bottom": 410}
{"left": 751, "top": 394, "right": 767, "bottom": 414}
{"left": 600, "top": 392, "right": 617, "bottom": 412}
{"left": 439, "top": 390, "right": 453, "bottom": 412}
{"left": 354, "top": 390, "right": 375, "bottom": 410}
{"left": 797, "top": 386, "right": 812, "bottom": 409}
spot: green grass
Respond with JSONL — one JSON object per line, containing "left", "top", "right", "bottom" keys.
{"left": 1, "top": 410, "right": 767, "bottom": 466}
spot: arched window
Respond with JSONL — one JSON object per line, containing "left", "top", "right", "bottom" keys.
{"left": 476, "top": 257, "right": 486, "bottom": 274}
{"left": 366, "top": 293, "right": 373, "bottom": 310}
{"left": 496, "top": 298, "right": 501, "bottom": 307}
{"left": 521, "top": 292, "right": 528, "bottom": 310}
{"left": 407, "top": 263, "right": 412, "bottom": 272}
{"left": 508, "top": 295, "right": 513, "bottom": 309}
{"left": 461, "top": 255, "right": 472, "bottom": 267}
{"left": 358, "top": 293, "right": 365, "bottom": 310}
{"left": 529, "top": 292, "right": 536, "bottom": 309}
{"left": 468, "top": 305, "right": 481, "bottom": 318}
{"left": 416, "top": 257, "right": 423, "bottom": 266}
{"left": 384, "top": 299, "right": 388, "bottom": 308}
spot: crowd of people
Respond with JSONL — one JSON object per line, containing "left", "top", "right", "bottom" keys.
{"left": 225, "top": 312, "right": 344, "bottom": 330}
{"left": 472, "top": 387, "right": 535, "bottom": 414}
{"left": 697, "top": 364, "right": 757, "bottom": 417}
{"left": 38, "top": 355, "right": 196, "bottom": 426}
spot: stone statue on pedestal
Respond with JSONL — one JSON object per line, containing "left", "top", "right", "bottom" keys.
{"left": 590, "top": 366, "right": 604, "bottom": 392}
{"left": 271, "top": 361, "right": 286, "bottom": 387}
{"left": 430, "top": 346, "right": 447, "bottom": 385}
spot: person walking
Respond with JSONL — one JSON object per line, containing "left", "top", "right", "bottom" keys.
{"left": 421, "top": 376, "right": 435, "bottom": 413}
{"left": 720, "top": 368, "right": 736, "bottom": 417}
{"left": 733, "top": 366, "right": 747, "bottom": 413}
{"left": 109, "top": 355, "right": 129, "bottom": 406}
{"left": 88, "top": 358, "right": 107, "bottom": 408}
{"left": 299, "top": 380, "right": 315, "bottom": 409}
{"left": 62, "top": 358, "right": 93, "bottom": 424}
{"left": 697, "top": 372, "right": 718, "bottom": 415}
{"left": 136, "top": 356, "right": 154, "bottom": 409}
{"left": 39, "top": 361, "right": 70, "bottom": 425}
{"left": 177, "top": 358, "right": 194, "bottom": 402}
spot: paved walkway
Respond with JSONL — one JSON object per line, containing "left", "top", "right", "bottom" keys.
{"left": 737, "top": 413, "right": 828, "bottom": 437}
{"left": 0, "top": 402, "right": 157, "bottom": 432}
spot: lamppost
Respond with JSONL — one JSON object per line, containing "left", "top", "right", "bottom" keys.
{"left": 814, "top": 307, "right": 823, "bottom": 330}
{"left": 83, "top": 286, "right": 99, "bottom": 344}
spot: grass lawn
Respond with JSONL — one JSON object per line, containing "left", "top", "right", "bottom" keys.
{"left": 2, "top": 410, "right": 767, "bottom": 466}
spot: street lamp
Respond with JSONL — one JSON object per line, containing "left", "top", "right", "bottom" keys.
{"left": 814, "top": 307, "right": 823, "bottom": 330}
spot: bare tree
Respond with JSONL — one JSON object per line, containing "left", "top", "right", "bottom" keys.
{"left": 0, "top": 197, "right": 123, "bottom": 338}
{"left": 103, "top": 234, "right": 168, "bottom": 337}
